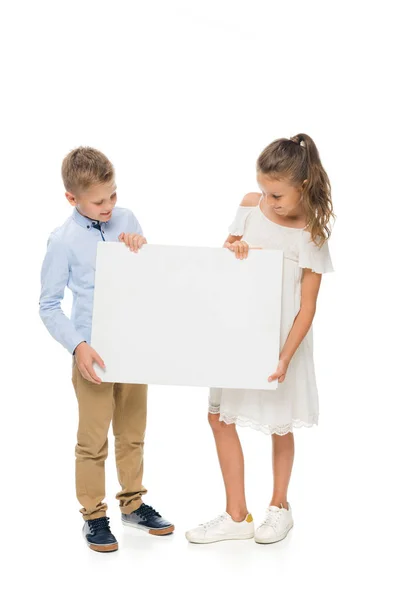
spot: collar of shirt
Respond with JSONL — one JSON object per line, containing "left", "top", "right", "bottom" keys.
{"left": 72, "top": 207, "right": 108, "bottom": 230}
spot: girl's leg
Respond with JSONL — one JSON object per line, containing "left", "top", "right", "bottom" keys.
{"left": 208, "top": 413, "right": 248, "bottom": 521}
{"left": 270, "top": 432, "right": 294, "bottom": 509}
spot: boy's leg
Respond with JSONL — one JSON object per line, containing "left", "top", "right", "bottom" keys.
{"left": 72, "top": 361, "right": 114, "bottom": 520}
{"left": 112, "top": 382, "right": 148, "bottom": 513}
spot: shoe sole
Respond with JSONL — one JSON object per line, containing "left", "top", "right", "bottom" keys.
{"left": 254, "top": 523, "right": 293, "bottom": 544}
{"left": 88, "top": 542, "right": 119, "bottom": 552}
{"left": 82, "top": 531, "right": 118, "bottom": 552}
{"left": 122, "top": 520, "right": 175, "bottom": 536}
{"left": 186, "top": 532, "right": 254, "bottom": 544}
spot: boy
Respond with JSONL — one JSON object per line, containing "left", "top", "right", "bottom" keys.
{"left": 39, "top": 147, "right": 173, "bottom": 552}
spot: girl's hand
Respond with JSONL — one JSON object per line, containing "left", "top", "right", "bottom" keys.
{"left": 224, "top": 240, "right": 249, "bottom": 259}
{"left": 268, "top": 358, "right": 290, "bottom": 384}
{"left": 119, "top": 232, "right": 147, "bottom": 253}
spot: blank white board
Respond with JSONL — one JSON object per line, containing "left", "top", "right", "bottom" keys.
{"left": 91, "top": 243, "right": 283, "bottom": 390}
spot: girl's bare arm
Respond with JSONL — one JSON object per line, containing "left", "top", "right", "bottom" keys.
{"left": 279, "top": 269, "right": 322, "bottom": 364}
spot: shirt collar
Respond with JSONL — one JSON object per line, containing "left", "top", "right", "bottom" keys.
{"left": 72, "top": 208, "right": 107, "bottom": 230}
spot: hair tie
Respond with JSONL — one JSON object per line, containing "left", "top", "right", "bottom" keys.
{"left": 291, "top": 137, "right": 305, "bottom": 147}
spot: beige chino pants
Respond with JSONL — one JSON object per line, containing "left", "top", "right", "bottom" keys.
{"left": 72, "top": 361, "right": 148, "bottom": 520}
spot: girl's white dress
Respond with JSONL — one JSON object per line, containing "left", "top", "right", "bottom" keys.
{"left": 208, "top": 199, "right": 334, "bottom": 435}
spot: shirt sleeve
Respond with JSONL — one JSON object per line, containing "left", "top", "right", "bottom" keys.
{"left": 39, "top": 234, "right": 86, "bottom": 354}
{"left": 127, "top": 209, "right": 143, "bottom": 236}
{"left": 299, "top": 233, "right": 334, "bottom": 274}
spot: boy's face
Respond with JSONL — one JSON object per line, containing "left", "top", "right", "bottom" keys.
{"left": 66, "top": 181, "right": 117, "bottom": 222}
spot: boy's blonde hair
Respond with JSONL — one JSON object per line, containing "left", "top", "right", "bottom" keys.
{"left": 62, "top": 146, "right": 115, "bottom": 194}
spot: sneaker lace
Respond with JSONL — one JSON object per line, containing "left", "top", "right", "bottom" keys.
{"left": 88, "top": 516, "right": 111, "bottom": 533}
{"left": 261, "top": 509, "right": 281, "bottom": 530}
{"left": 136, "top": 504, "right": 161, "bottom": 519}
{"left": 201, "top": 514, "right": 227, "bottom": 530}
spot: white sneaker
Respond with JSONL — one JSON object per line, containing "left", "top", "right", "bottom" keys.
{"left": 185, "top": 512, "right": 255, "bottom": 544}
{"left": 255, "top": 504, "right": 294, "bottom": 544}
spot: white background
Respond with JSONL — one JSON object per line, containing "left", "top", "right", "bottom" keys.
{"left": 1, "top": 1, "right": 399, "bottom": 599}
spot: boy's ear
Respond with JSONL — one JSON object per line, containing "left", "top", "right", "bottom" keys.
{"left": 65, "top": 191, "right": 77, "bottom": 206}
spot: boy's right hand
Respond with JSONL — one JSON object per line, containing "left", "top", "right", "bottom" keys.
{"left": 74, "top": 342, "right": 105, "bottom": 385}
{"left": 224, "top": 240, "right": 250, "bottom": 259}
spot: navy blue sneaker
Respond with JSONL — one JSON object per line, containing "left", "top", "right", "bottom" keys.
{"left": 82, "top": 516, "right": 118, "bottom": 552}
{"left": 122, "top": 503, "right": 174, "bottom": 536}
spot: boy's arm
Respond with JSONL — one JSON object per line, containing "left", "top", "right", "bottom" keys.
{"left": 39, "top": 235, "right": 86, "bottom": 354}
{"left": 118, "top": 210, "right": 146, "bottom": 253}
{"left": 128, "top": 210, "right": 143, "bottom": 235}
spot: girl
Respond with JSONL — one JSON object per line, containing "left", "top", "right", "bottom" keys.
{"left": 186, "top": 133, "right": 334, "bottom": 544}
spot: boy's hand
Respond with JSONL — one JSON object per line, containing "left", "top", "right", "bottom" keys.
{"left": 224, "top": 240, "right": 249, "bottom": 259}
{"left": 118, "top": 232, "right": 147, "bottom": 253}
{"left": 74, "top": 342, "right": 105, "bottom": 385}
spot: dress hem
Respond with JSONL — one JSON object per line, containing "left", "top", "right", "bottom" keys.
{"left": 208, "top": 407, "right": 318, "bottom": 436}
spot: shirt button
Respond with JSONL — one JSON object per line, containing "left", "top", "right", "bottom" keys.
{"left": 87, "top": 225, "right": 90, "bottom": 229}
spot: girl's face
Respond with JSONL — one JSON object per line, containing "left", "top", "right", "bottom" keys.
{"left": 257, "top": 173, "right": 305, "bottom": 218}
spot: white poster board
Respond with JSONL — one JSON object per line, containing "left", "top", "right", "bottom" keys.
{"left": 92, "top": 243, "right": 283, "bottom": 390}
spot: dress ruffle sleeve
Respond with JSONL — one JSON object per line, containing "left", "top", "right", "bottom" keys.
{"left": 299, "top": 232, "right": 334, "bottom": 274}
{"left": 228, "top": 206, "right": 254, "bottom": 236}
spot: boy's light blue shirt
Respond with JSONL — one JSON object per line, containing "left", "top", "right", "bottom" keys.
{"left": 39, "top": 206, "right": 142, "bottom": 354}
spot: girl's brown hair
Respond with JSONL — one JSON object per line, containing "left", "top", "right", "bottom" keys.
{"left": 256, "top": 133, "right": 334, "bottom": 246}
